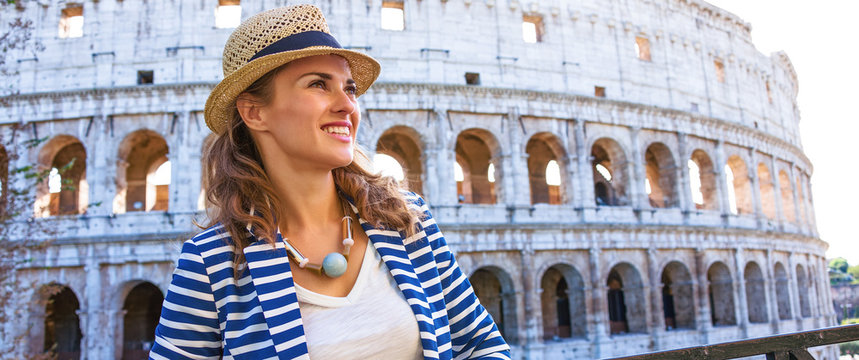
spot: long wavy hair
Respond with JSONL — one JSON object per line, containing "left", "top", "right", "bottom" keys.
{"left": 202, "top": 63, "right": 420, "bottom": 272}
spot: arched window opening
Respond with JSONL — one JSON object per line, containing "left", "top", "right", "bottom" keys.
{"left": 774, "top": 263, "right": 791, "bottom": 320}
{"left": 661, "top": 261, "right": 695, "bottom": 330}
{"left": 796, "top": 265, "right": 811, "bottom": 317}
{"left": 592, "top": 138, "right": 629, "bottom": 206}
{"left": 779, "top": 170, "right": 796, "bottom": 223}
{"left": 373, "top": 153, "right": 405, "bottom": 182}
{"left": 644, "top": 143, "right": 678, "bottom": 208}
{"left": 607, "top": 270, "right": 627, "bottom": 334}
{"left": 117, "top": 130, "right": 169, "bottom": 213}
{"left": 455, "top": 130, "right": 499, "bottom": 204}
{"left": 123, "top": 282, "right": 164, "bottom": 359}
{"left": 376, "top": 128, "right": 424, "bottom": 194}
{"left": 757, "top": 163, "right": 776, "bottom": 220}
{"left": 745, "top": 262, "right": 768, "bottom": 323}
{"left": 39, "top": 138, "right": 87, "bottom": 217}
{"left": 470, "top": 268, "right": 518, "bottom": 344}
{"left": 526, "top": 134, "right": 566, "bottom": 205}
{"left": 607, "top": 263, "right": 646, "bottom": 334}
{"left": 689, "top": 150, "right": 718, "bottom": 210}
{"left": 726, "top": 155, "right": 753, "bottom": 215}
{"left": 540, "top": 265, "right": 586, "bottom": 340}
{"left": 708, "top": 261, "right": 736, "bottom": 326}
{"left": 454, "top": 160, "right": 468, "bottom": 203}
{"left": 44, "top": 285, "right": 82, "bottom": 359}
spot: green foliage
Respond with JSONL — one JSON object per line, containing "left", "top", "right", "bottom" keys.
{"left": 844, "top": 318, "right": 859, "bottom": 325}
{"left": 849, "top": 265, "right": 859, "bottom": 284}
{"left": 842, "top": 340, "right": 859, "bottom": 356}
{"left": 831, "top": 258, "right": 849, "bottom": 273}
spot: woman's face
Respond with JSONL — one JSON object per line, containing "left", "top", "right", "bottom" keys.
{"left": 252, "top": 54, "right": 360, "bottom": 173}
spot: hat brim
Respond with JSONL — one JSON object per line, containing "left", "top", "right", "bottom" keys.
{"left": 204, "top": 46, "right": 380, "bottom": 135}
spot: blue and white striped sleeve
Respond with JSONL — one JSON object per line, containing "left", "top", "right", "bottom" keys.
{"left": 414, "top": 195, "right": 512, "bottom": 360}
{"left": 149, "top": 238, "right": 222, "bottom": 360}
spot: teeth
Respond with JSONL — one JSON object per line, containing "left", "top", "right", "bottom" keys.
{"left": 323, "top": 126, "right": 350, "bottom": 136}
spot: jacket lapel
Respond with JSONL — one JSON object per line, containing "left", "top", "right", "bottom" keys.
{"left": 361, "top": 220, "right": 440, "bottom": 360}
{"left": 243, "top": 236, "right": 310, "bottom": 359}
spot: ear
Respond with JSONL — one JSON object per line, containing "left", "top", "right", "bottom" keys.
{"left": 236, "top": 95, "right": 267, "bottom": 131}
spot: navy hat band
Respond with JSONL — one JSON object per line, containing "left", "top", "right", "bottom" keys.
{"left": 249, "top": 31, "right": 342, "bottom": 62}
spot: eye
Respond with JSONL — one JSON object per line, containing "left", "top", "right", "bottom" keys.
{"left": 309, "top": 80, "right": 327, "bottom": 89}
{"left": 345, "top": 84, "right": 358, "bottom": 96}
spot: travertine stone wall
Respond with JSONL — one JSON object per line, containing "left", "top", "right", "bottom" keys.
{"left": 0, "top": 0, "right": 835, "bottom": 359}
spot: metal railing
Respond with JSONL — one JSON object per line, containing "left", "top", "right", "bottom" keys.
{"left": 609, "top": 324, "right": 859, "bottom": 360}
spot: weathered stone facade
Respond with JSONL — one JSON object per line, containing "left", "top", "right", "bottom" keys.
{"left": 0, "top": 0, "right": 836, "bottom": 359}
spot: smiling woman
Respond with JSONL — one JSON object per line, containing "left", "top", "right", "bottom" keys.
{"left": 150, "top": 5, "right": 510, "bottom": 360}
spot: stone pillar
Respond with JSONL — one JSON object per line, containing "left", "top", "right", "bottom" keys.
{"left": 630, "top": 126, "right": 646, "bottom": 209}
{"left": 647, "top": 248, "right": 664, "bottom": 349}
{"left": 520, "top": 249, "right": 543, "bottom": 358}
{"left": 733, "top": 248, "right": 749, "bottom": 337}
{"left": 694, "top": 248, "right": 712, "bottom": 344}
{"left": 589, "top": 248, "right": 608, "bottom": 358}
{"left": 82, "top": 249, "right": 104, "bottom": 359}
{"left": 714, "top": 141, "right": 730, "bottom": 217}
{"left": 676, "top": 133, "right": 692, "bottom": 215}
{"left": 573, "top": 119, "right": 593, "bottom": 211}
{"left": 770, "top": 156, "right": 784, "bottom": 229}
{"left": 765, "top": 249, "right": 780, "bottom": 333}
{"left": 86, "top": 114, "right": 113, "bottom": 217}
{"left": 505, "top": 107, "right": 530, "bottom": 207}
{"left": 748, "top": 149, "right": 763, "bottom": 226}
{"left": 431, "top": 109, "right": 457, "bottom": 206}
{"left": 169, "top": 111, "right": 194, "bottom": 213}
{"left": 788, "top": 165, "right": 803, "bottom": 232}
{"left": 787, "top": 253, "right": 803, "bottom": 328}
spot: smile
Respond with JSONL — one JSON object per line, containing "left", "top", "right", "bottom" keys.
{"left": 322, "top": 125, "right": 350, "bottom": 137}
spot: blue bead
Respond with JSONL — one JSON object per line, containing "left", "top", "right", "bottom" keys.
{"left": 322, "top": 253, "right": 348, "bottom": 278}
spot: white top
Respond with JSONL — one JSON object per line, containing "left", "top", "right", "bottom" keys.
{"left": 294, "top": 241, "right": 423, "bottom": 360}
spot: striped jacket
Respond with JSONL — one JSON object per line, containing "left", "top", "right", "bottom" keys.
{"left": 150, "top": 193, "right": 511, "bottom": 359}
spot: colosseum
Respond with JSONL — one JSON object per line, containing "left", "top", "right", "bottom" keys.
{"left": 0, "top": 0, "right": 837, "bottom": 359}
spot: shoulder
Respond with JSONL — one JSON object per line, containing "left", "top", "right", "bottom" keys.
{"left": 184, "top": 223, "right": 238, "bottom": 263}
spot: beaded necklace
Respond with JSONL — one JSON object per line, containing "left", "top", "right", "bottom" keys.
{"left": 279, "top": 198, "right": 354, "bottom": 278}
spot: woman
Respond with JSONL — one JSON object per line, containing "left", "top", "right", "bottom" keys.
{"left": 149, "top": 4, "right": 510, "bottom": 360}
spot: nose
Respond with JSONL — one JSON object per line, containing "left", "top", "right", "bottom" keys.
{"left": 331, "top": 86, "right": 357, "bottom": 117}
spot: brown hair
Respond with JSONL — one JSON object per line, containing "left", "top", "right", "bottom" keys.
{"left": 202, "top": 64, "right": 420, "bottom": 273}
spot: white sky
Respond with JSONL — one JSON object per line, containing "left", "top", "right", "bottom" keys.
{"left": 706, "top": 0, "right": 859, "bottom": 265}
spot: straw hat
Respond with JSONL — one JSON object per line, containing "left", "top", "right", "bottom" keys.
{"left": 204, "top": 4, "right": 381, "bottom": 134}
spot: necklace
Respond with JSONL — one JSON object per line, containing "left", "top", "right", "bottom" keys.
{"left": 279, "top": 199, "right": 354, "bottom": 278}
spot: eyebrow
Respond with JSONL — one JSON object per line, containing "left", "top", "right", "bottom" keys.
{"left": 299, "top": 72, "right": 356, "bottom": 85}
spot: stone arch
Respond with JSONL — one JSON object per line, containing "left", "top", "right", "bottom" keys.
{"left": 744, "top": 261, "right": 768, "bottom": 323}
{"left": 115, "top": 129, "right": 169, "bottom": 213}
{"left": 36, "top": 135, "right": 88, "bottom": 217}
{"left": 661, "top": 261, "right": 695, "bottom": 330}
{"left": 757, "top": 163, "right": 776, "bottom": 220}
{"left": 796, "top": 264, "right": 811, "bottom": 317}
{"left": 526, "top": 132, "right": 568, "bottom": 205}
{"left": 606, "top": 262, "right": 646, "bottom": 334}
{"left": 198, "top": 133, "right": 217, "bottom": 211}
{"left": 644, "top": 142, "right": 678, "bottom": 208}
{"left": 778, "top": 170, "right": 796, "bottom": 223}
{"left": 376, "top": 126, "right": 424, "bottom": 195}
{"left": 540, "top": 263, "right": 586, "bottom": 340}
{"left": 41, "top": 284, "right": 83, "bottom": 359}
{"left": 455, "top": 129, "right": 501, "bottom": 204}
{"left": 122, "top": 282, "right": 164, "bottom": 359}
{"left": 707, "top": 261, "right": 736, "bottom": 326}
{"left": 689, "top": 149, "right": 718, "bottom": 211}
{"left": 470, "top": 266, "right": 518, "bottom": 345}
{"left": 774, "top": 262, "right": 791, "bottom": 320}
{"left": 725, "top": 155, "right": 753, "bottom": 215}
{"left": 591, "top": 138, "right": 630, "bottom": 206}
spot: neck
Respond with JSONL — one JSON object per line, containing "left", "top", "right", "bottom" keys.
{"left": 269, "top": 167, "right": 343, "bottom": 234}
